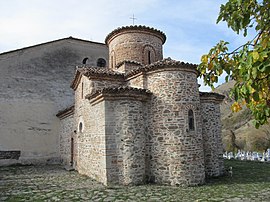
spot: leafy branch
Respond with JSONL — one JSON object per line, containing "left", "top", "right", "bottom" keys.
{"left": 198, "top": 0, "right": 270, "bottom": 128}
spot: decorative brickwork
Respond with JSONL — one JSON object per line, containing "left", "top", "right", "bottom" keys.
{"left": 57, "top": 26, "right": 224, "bottom": 187}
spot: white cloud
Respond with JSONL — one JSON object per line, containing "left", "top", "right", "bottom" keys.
{"left": 0, "top": 0, "right": 163, "bottom": 50}
{"left": 0, "top": 0, "right": 237, "bottom": 90}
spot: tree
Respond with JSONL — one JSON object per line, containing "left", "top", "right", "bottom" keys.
{"left": 230, "top": 130, "right": 241, "bottom": 153}
{"left": 198, "top": 0, "right": 270, "bottom": 128}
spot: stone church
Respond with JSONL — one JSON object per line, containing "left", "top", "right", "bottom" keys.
{"left": 0, "top": 25, "right": 224, "bottom": 186}
{"left": 56, "top": 26, "right": 225, "bottom": 186}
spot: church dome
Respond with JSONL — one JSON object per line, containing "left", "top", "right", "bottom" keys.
{"left": 105, "top": 25, "right": 166, "bottom": 71}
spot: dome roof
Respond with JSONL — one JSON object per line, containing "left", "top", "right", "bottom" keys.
{"left": 105, "top": 25, "right": 166, "bottom": 45}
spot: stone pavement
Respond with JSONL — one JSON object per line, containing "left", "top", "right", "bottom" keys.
{"left": 0, "top": 165, "right": 270, "bottom": 201}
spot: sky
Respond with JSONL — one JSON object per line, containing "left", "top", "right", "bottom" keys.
{"left": 0, "top": 0, "right": 250, "bottom": 91}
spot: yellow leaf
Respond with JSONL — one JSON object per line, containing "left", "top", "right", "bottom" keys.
{"left": 261, "top": 38, "right": 268, "bottom": 49}
{"left": 231, "top": 102, "right": 242, "bottom": 112}
{"left": 210, "top": 75, "right": 216, "bottom": 82}
{"left": 209, "top": 62, "right": 214, "bottom": 70}
{"left": 201, "top": 55, "right": 208, "bottom": 64}
{"left": 252, "top": 51, "right": 259, "bottom": 62}
{"left": 218, "top": 69, "right": 223, "bottom": 75}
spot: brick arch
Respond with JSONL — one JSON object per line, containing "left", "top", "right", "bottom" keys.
{"left": 184, "top": 104, "right": 197, "bottom": 113}
{"left": 142, "top": 45, "right": 156, "bottom": 65}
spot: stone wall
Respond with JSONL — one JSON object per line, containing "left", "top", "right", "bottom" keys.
{"left": 145, "top": 68, "right": 205, "bottom": 186}
{"left": 74, "top": 75, "right": 106, "bottom": 183}
{"left": 73, "top": 75, "right": 124, "bottom": 135}
{"left": 58, "top": 112, "right": 75, "bottom": 166}
{"left": 102, "top": 90, "right": 150, "bottom": 185}
{"left": 73, "top": 75, "right": 125, "bottom": 185}
{"left": 77, "top": 100, "right": 107, "bottom": 184}
{"left": 0, "top": 38, "right": 108, "bottom": 166}
{"left": 127, "top": 74, "right": 145, "bottom": 89}
{"left": 200, "top": 93, "right": 224, "bottom": 177}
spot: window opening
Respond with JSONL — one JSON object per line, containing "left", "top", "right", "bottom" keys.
{"left": 79, "top": 122, "right": 83, "bottom": 133}
{"left": 71, "top": 137, "right": 74, "bottom": 166}
{"left": 97, "top": 58, "right": 106, "bottom": 67}
{"left": 143, "top": 45, "right": 155, "bottom": 65}
{"left": 148, "top": 50, "right": 151, "bottom": 64}
{"left": 188, "top": 109, "right": 195, "bottom": 131}
{"left": 82, "top": 57, "right": 88, "bottom": 64}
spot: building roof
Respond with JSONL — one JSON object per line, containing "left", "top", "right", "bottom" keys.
{"left": 70, "top": 66, "right": 125, "bottom": 90}
{"left": 85, "top": 86, "right": 152, "bottom": 105}
{"left": 56, "top": 105, "right": 74, "bottom": 119}
{"left": 81, "top": 66, "right": 124, "bottom": 77}
{"left": 86, "top": 86, "right": 151, "bottom": 99}
{"left": 115, "top": 60, "right": 143, "bottom": 69}
{"left": 125, "top": 57, "right": 198, "bottom": 78}
{"left": 0, "top": 37, "right": 106, "bottom": 56}
{"left": 200, "top": 92, "right": 225, "bottom": 103}
{"left": 105, "top": 25, "right": 166, "bottom": 45}
{"left": 71, "top": 58, "right": 198, "bottom": 89}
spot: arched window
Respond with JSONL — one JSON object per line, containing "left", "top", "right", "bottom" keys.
{"left": 148, "top": 50, "right": 151, "bottom": 64}
{"left": 79, "top": 122, "right": 83, "bottom": 133}
{"left": 82, "top": 57, "right": 88, "bottom": 64}
{"left": 188, "top": 109, "right": 195, "bottom": 131}
{"left": 143, "top": 45, "right": 155, "bottom": 65}
{"left": 97, "top": 58, "right": 106, "bottom": 67}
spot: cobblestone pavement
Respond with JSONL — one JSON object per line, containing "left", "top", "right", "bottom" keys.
{"left": 0, "top": 164, "right": 270, "bottom": 201}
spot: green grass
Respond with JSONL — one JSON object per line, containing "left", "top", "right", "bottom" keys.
{"left": 1, "top": 160, "right": 270, "bottom": 201}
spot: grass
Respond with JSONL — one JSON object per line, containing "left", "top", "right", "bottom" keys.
{"left": 1, "top": 160, "right": 270, "bottom": 201}
{"left": 193, "top": 160, "right": 270, "bottom": 201}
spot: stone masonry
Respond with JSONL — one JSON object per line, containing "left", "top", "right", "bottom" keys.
{"left": 57, "top": 25, "right": 225, "bottom": 186}
{"left": 200, "top": 92, "right": 225, "bottom": 177}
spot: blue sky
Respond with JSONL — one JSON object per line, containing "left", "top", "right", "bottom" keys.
{"left": 0, "top": 0, "right": 249, "bottom": 91}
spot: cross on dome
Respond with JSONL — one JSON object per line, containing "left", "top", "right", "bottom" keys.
{"left": 129, "top": 14, "right": 137, "bottom": 25}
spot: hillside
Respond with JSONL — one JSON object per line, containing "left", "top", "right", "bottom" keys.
{"left": 214, "top": 81, "right": 270, "bottom": 152}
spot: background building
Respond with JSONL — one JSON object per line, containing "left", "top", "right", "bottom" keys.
{"left": 0, "top": 37, "right": 108, "bottom": 165}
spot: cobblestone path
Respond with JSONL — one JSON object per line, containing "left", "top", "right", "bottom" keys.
{"left": 0, "top": 164, "right": 270, "bottom": 201}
